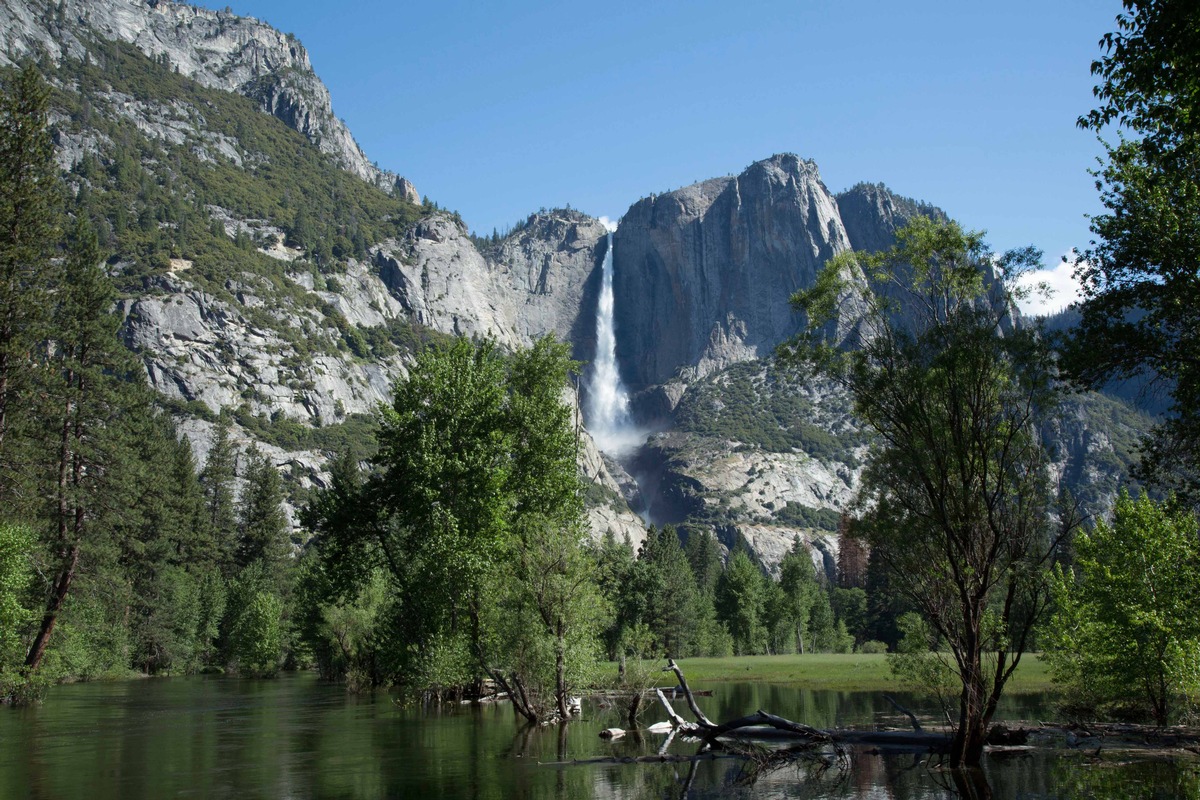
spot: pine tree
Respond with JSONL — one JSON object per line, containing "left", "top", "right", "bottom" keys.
{"left": 639, "top": 526, "right": 699, "bottom": 657}
{"left": 26, "top": 220, "right": 136, "bottom": 672}
{"left": 236, "top": 445, "right": 289, "bottom": 588}
{"left": 716, "top": 549, "right": 766, "bottom": 655}
{"left": 200, "top": 411, "right": 238, "bottom": 576}
{"left": 779, "top": 537, "right": 820, "bottom": 654}
{"left": 0, "top": 65, "right": 60, "bottom": 484}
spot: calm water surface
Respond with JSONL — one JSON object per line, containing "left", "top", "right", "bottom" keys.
{"left": 1, "top": 673, "right": 1196, "bottom": 799}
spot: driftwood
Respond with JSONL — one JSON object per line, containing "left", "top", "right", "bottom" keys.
{"left": 652, "top": 661, "right": 954, "bottom": 755}
{"left": 540, "top": 751, "right": 733, "bottom": 767}
{"left": 883, "top": 694, "right": 924, "bottom": 732}
{"left": 663, "top": 659, "right": 716, "bottom": 727}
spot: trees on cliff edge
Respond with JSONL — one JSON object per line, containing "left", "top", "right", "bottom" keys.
{"left": 781, "top": 217, "right": 1070, "bottom": 768}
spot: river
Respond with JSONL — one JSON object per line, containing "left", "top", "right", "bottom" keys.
{"left": 1, "top": 674, "right": 1195, "bottom": 798}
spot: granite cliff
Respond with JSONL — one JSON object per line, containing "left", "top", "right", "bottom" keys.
{"left": 612, "top": 154, "right": 853, "bottom": 393}
{"left": 0, "top": 0, "right": 418, "bottom": 197}
{"left": 1, "top": 0, "right": 1149, "bottom": 571}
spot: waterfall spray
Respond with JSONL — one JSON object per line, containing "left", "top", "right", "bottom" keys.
{"left": 586, "top": 232, "right": 642, "bottom": 456}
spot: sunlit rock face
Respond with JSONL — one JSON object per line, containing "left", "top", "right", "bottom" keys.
{"left": 4, "top": 0, "right": 1144, "bottom": 557}
{"left": 612, "top": 154, "right": 854, "bottom": 392}
{"left": 0, "top": 0, "right": 416, "bottom": 195}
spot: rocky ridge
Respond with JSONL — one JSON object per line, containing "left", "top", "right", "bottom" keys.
{"left": 0, "top": 0, "right": 418, "bottom": 197}
{"left": 3, "top": 0, "right": 1149, "bottom": 569}
{"left": 612, "top": 154, "right": 857, "bottom": 394}
{"left": 118, "top": 205, "right": 644, "bottom": 542}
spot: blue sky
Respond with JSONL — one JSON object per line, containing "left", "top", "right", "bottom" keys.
{"left": 204, "top": 0, "right": 1122, "bottom": 313}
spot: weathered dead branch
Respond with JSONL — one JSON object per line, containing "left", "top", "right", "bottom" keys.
{"left": 652, "top": 661, "right": 953, "bottom": 755}
{"left": 663, "top": 658, "right": 716, "bottom": 727}
{"left": 884, "top": 694, "right": 924, "bottom": 732}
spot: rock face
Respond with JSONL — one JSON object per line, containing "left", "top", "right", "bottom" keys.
{"left": 3, "top": 0, "right": 1147, "bottom": 563}
{"left": 613, "top": 155, "right": 853, "bottom": 392}
{"left": 481, "top": 210, "right": 609, "bottom": 357}
{"left": 374, "top": 209, "right": 607, "bottom": 354}
{"left": 120, "top": 269, "right": 405, "bottom": 425}
{"left": 836, "top": 182, "right": 944, "bottom": 255}
{"left": 0, "top": 0, "right": 415, "bottom": 195}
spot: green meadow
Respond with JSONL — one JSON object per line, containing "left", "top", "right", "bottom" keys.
{"left": 610, "top": 653, "right": 1055, "bottom": 694}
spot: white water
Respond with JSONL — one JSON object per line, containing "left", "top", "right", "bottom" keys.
{"left": 585, "top": 233, "right": 644, "bottom": 457}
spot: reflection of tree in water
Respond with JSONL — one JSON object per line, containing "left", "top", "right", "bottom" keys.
{"left": 1051, "top": 756, "right": 1200, "bottom": 800}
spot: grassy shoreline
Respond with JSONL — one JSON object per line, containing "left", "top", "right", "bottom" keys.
{"left": 604, "top": 653, "right": 1056, "bottom": 694}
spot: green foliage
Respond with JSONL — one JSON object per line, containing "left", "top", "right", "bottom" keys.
{"left": 41, "top": 585, "right": 135, "bottom": 682}
{"left": 236, "top": 445, "right": 290, "bottom": 587}
{"left": 22, "top": 37, "right": 426, "bottom": 370}
{"left": 483, "top": 514, "right": 605, "bottom": 718}
{"left": 1046, "top": 492, "right": 1200, "bottom": 724}
{"left": 200, "top": 413, "right": 238, "bottom": 575}
{"left": 230, "top": 409, "right": 379, "bottom": 458}
{"left": 315, "top": 567, "right": 396, "bottom": 691}
{"left": 228, "top": 589, "right": 283, "bottom": 678}
{"left": 303, "top": 336, "right": 601, "bottom": 713}
{"left": 57, "top": 38, "right": 421, "bottom": 272}
{"left": 785, "top": 217, "right": 1063, "bottom": 767}
{"left": 0, "top": 60, "right": 305, "bottom": 689}
{"left": 635, "top": 526, "right": 702, "bottom": 656}
{"left": 1067, "top": 0, "right": 1200, "bottom": 503}
{"left": 0, "top": 523, "right": 35, "bottom": 671}
{"left": 831, "top": 587, "right": 868, "bottom": 645}
{"left": 778, "top": 537, "right": 820, "bottom": 653}
{"left": 0, "top": 64, "right": 60, "bottom": 473}
{"left": 370, "top": 337, "right": 512, "bottom": 662}
{"left": 674, "top": 361, "right": 861, "bottom": 459}
{"left": 716, "top": 550, "right": 767, "bottom": 656}
{"left": 807, "top": 590, "right": 845, "bottom": 653}
{"left": 772, "top": 502, "right": 842, "bottom": 532}
{"left": 887, "top": 611, "right": 958, "bottom": 701}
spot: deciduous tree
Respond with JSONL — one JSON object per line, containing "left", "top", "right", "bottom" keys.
{"left": 1068, "top": 0, "right": 1200, "bottom": 502}
{"left": 1047, "top": 491, "right": 1200, "bottom": 725}
{"left": 784, "top": 217, "right": 1067, "bottom": 767}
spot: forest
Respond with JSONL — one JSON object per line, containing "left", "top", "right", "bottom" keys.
{"left": 1, "top": 0, "right": 1198, "bottom": 775}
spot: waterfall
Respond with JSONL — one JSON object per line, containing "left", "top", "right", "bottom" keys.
{"left": 586, "top": 232, "right": 642, "bottom": 457}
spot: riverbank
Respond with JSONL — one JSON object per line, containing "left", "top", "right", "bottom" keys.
{"left": 605, "top": 653, "right": 1055, "bottom": 693}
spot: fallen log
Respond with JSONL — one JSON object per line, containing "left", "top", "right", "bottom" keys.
{"left": 539, "top": 752, "right": 733, "bottom": 767}
{"left": 701, "top": 711, "right": 831, "bottom": 744}
{"left": 652, "top": 662, "right": 954, "bottom": 755}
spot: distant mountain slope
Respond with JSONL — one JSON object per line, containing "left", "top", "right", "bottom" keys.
{"left": 0, "top": 0, "right": 418, "bottom": 197}
{"left": 0, "top": 0, "right": 1150, "bottom": 566}
{"left": 612, "top": 154, "right": 854, "bottom": 392}
{"left": 0, "top": 0, "right": 646, "bottom": 543}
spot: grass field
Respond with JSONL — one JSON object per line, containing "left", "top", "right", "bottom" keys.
{"left": 607, "top": 653, "right": 1055, "bottom": 694}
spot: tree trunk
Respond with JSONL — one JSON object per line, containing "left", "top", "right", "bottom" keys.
{"left": 24, "top": 544, "right": 80, "bottom": 671}
{"left": 25, "top": 391, "right": 79, "bottom": 673}
{"left": 951, "top": 668, "right": 990, "bottom": 768}
{"left": 554, "top": 620, "right": 568, "bottom": 720}
{"left": 950, "top": 767, "right": 993, "bottom": 800}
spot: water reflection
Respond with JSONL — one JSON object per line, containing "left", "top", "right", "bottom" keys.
{"left": 0, "top": 674, "right": 1195, "bottom": 799}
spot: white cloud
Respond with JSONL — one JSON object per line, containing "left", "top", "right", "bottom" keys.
{"left": 1014, "top": 251, "right": 1084, "bottom": 317}
{"left": 598, "top": 215, "right": 618, "bottom": 232}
